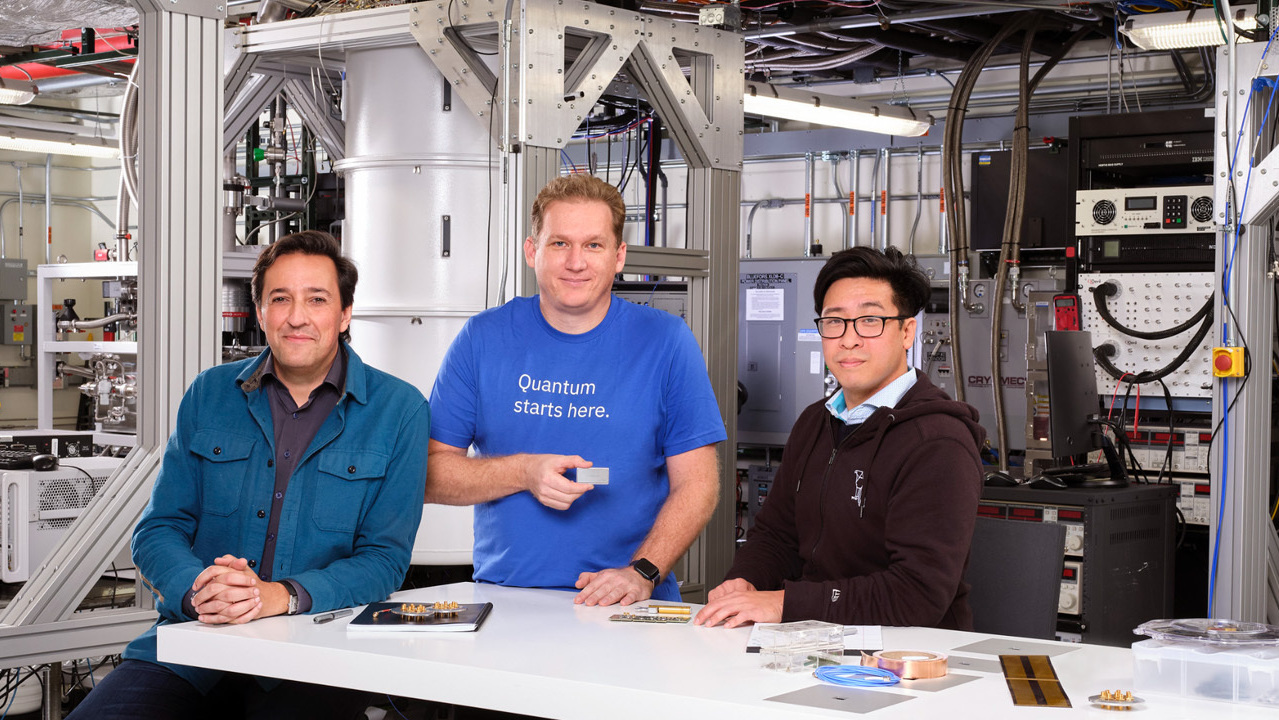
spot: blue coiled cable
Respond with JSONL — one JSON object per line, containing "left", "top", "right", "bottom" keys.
{"left": 814, "top": 665, "right": 900, "bottom": 688}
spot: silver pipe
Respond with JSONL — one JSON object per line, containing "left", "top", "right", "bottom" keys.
{"left": 0, "top": 104, "right": 119, "bottom": 124}
{"left": 829, "top": 155, "right": 848, "bottom": 251}
{"left": 30, "top": 73, "right": 124, "bottom": 94}
{"left": 117, "top": 172, "right": 130, "bottom": 262}
{"left": 758, "top": 44, "right": 881, "bottom": 72}
{"left": 44, "top": 154, "right": 51, "bottom": 264}
{"left": 745, "top": 200, "right": 772, "bottom": 259}
{"left": 630, "top": 191, "right": 950, "bottom": 216}
{"left": 58, "top": 313, "right": 135, "bottom": 332}
{"left": 909, "top": 145, "right": 924, "bottom": 255}
{"left": 783, "top": 48, "right": 1177, "bottom": 90}
{"left": 848, "top": 149, "right": 859, "bottom": 250}
{"left": 0, "top": 192, "right": 120, "bottom": 202}
{"left": 119, "top": 65, "right": 139, "bottom": 210}
{"left": 256, "top": 0, "right": 289, "bottom": 23}
{"left": 784, "top": 71, "right": 1192, "bottom": 116}
{"left": 0, "top": 160, "right": 105, "bottom": 173}
{"left": 15, "top": 164, "right": 23, "bottom": 260}
{"left": 660, "top": 171, "right": 669, "bottom": 248}
{"left": 868, "top": 150, "right": 880, "bottom": 252}
{"left": 749, "top": 2, "right": 1048, "bottom": 40}
{"left": 803, "top": 152, "right": 814, "bottom": 257}
{"left": 880, "top": 147, "right": 891, "bottom": 251}
{"left": 58, "top": 364, "right": 97, "bottom": 379}
{"left": 938, "top": 142, "right": 948, "bottom": 255}
{"left": 573, "top": 139, "right": 1055, "bottom": 171}
{"left": 0, "top": 198, "right": 118, "bottom": 256}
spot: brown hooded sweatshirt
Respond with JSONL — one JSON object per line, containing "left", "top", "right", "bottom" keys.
{"left": 726, "top": 372, "right": 986, "bottom": 629}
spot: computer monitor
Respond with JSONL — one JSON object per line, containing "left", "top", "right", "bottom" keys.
{"left": 1044, "top": 329, "right": 1126, "bottom": 487}
{"left": 1045, "top": 330, "right": 1099, "bottom": 458}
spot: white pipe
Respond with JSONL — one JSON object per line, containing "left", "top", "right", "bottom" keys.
{"left": 44, "top": 154, "right": 51, "bottom": 264}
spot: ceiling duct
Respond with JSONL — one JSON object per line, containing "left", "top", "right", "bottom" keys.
{"left": 0, "top": 0, "right": 137, "bottom": 46}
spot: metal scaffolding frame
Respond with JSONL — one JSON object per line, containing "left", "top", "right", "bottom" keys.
{"left": 1212, "top": 38, "right": 1279, "bottom": 624}
{"left": 0, "top": 0, "right": 225, "bottom": 668}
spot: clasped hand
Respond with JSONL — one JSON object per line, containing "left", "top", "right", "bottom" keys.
{"left": 190, "top": 555, "right": 263, "bottom": 625}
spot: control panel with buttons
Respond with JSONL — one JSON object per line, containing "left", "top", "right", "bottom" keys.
{"left": 1075, "top": 186, "right": 1214, "bottom": 236}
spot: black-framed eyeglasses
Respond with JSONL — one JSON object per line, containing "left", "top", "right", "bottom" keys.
{"left": 814, "top": 315, "right": 911, "bottom": 339}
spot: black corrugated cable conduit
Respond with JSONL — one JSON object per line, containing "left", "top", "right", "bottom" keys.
{"left": 1091, "top": 283, "right": 1213, "bottom": 340}
{"left": 1092, "top": 314, "right": 1213, "bottom": 385}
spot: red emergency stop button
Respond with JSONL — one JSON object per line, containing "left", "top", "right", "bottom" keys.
{"left": 1213, "top": 347, "right": 1245, "bottom": 377}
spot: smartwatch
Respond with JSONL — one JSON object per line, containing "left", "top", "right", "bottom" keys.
{"left": 630, "top": 558, "right": 661, "bottom": 586}
{"left": 284, "top": 581, "right": 299, "bottom": 615}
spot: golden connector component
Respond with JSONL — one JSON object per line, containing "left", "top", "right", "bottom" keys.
{"left": 1089, "top": 689, "right": 1142, "bottom": 712}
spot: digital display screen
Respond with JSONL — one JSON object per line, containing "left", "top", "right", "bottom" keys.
{"left": 1126, "top": 196, "right": 1157, "bottom": 211}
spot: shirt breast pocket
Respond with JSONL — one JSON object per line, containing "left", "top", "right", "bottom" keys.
{"left": 312, "top": 450, "right": 390, "bottom": 533}
{"left": 190, "top": 430, "right": 257, "bottom": 517}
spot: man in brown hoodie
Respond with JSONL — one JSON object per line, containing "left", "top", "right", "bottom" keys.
{"left": 695, "top": 247, "right": 985, "bottom": 630}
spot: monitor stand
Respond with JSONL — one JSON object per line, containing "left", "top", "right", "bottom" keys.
{"left": 1043, "top": 436, "right": 1129, "bottom": 489}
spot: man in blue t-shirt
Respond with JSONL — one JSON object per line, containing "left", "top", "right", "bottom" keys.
{"left": 428, "top": 174, "right": 726, "bottom": 606}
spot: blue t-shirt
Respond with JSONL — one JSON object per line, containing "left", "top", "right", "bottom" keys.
{"left": 430, "top": 295, "right": 727, "bottom": 600}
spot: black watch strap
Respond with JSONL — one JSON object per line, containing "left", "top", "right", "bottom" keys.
{"left": 630, "top": 558, "right": 661, "bottom": 585}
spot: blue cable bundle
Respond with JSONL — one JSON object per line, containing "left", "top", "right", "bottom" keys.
{"left": 814, "top": 665, "right": 900, "bottom": 688}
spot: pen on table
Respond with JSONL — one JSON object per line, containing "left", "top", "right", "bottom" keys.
{"left": 313, "top": 608, "right": 354, "bottom": 624}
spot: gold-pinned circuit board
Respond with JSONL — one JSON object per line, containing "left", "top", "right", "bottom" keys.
{"left": 374, "top": 601, "right": 464, "bottom": 620}
{"left": 609, "top": 613, "right": 691, "bottom": 623}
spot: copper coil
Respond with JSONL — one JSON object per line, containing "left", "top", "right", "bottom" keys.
{"left": 860, "top": 649, "right": 949, "bottom": 679}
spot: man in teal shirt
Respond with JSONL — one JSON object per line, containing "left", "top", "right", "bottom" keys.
{"left": 69, "top": 231, "right": 429, "bottom": 719}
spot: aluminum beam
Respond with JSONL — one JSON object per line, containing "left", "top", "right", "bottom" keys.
{"left": 282, "top": 76, "right": 346, "bottom": 161}
{"left": 681, "top": 167, "right": 740, "bottom": 600}
{"left": 135, "top": 3, "right": 224, "bottom": 450}
{"left": 224, "top": 71, "right": 286, "bottom": 155}
{"left": 625, "top": 246, "right": 710, "bottom": 278}
{"left": 233, "top": 2, "right": 417, "bottom": 57}
{"left": 0, "top": 0, "right": 224, "bottom": 668}
{"left": 0, "top": 611, "right": 157, "bottom": 670}
{"left": 1211, "top": 39, "right": 1275, "bottom": 622}
{"left": 0, "top": 449, "right": 162, "bottom": 628}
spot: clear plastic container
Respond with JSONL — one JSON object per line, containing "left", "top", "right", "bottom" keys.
{"left": 1132, "top": 638, "right": 1279, "bottom": 707}
{"left": 755, "top": 620, "right": 844, "bottom": 673}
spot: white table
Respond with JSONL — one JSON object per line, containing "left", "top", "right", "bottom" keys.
{"left": 159, "top": 582, "right": 1271, "bottom": 719}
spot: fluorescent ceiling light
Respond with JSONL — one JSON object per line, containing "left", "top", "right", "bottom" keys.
{"left": 1122, "top": 4, "right": 1259, "bottom": 51}
{"left": 0, "top": 127, "right": 120, "bottom": 159}
{"left": 0, "top": 77, "right": 37, "bottom": 106}
{"left": 743, "top": 83, "right": 931, "bottom": 137}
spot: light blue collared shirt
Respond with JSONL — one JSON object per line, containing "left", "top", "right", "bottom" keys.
{"left": 825, "top": 368, "right": 918, "bottom": 426}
